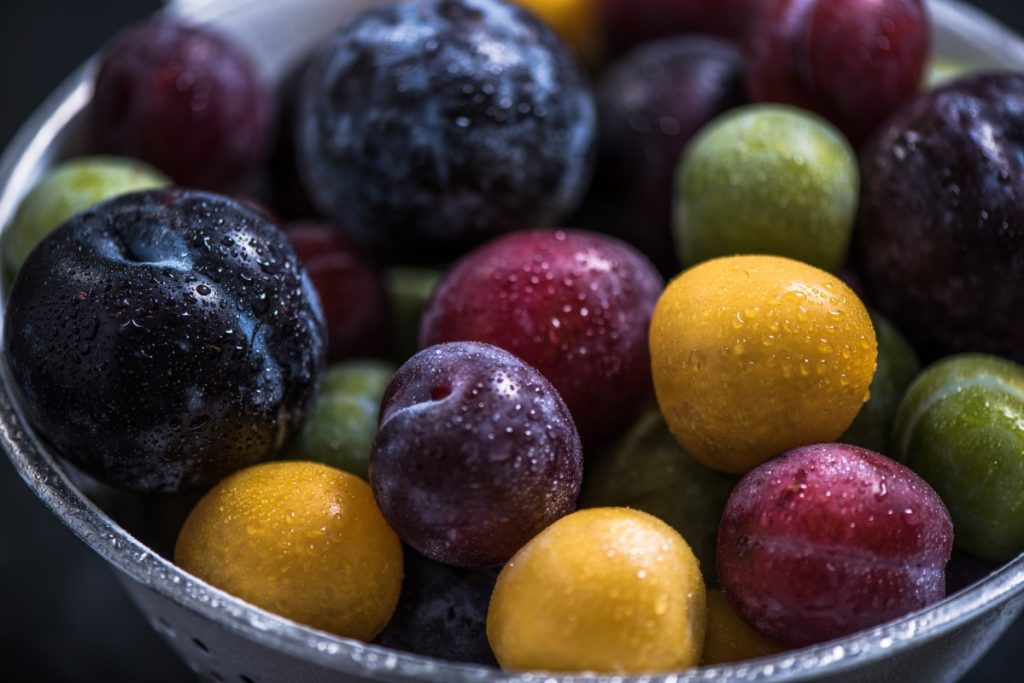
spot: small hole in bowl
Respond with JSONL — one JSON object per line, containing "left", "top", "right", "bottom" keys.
{"left": 192, "top": 637, "right": 209, "bottom": 653}
{"left": 239, "top": 676, "right": 255, "bottom": 683}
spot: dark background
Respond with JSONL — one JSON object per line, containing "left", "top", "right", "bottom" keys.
{"left": 1, "top": 1, "right": 1023, "bottom": 681}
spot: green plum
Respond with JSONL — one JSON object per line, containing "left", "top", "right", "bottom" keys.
{"left": 2, "top": 156, "right": 169, "bottom": 277}
{"left": 580, "top": 410, "right": 739, "bottom": 585}
{"left": 674, "top": 105, "right": 858, "bottom": 272}
{"left": 385, "top": 267, "right": 443, "bottom": 362}
{"left": 285, "top": 360, "right": 397, "bottom": 479}
{"left": 841, "top": 311, "right": 920, "bottom": 453}
{"left": 893, "top": 354, "right": 1024, "bottom": 561}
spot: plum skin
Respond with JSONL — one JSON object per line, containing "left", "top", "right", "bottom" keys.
{"left": 856, "top": 74, "right": 1024, "bottom": 362}
{"left": 717, "top": 443, "right": 953, "bottom": 647}
{"left": 420, "top": 229, "right": 664, "bottom": 444}
{"left": 297, "top": 0, "right": 596, "bottom": 260}
{"left": 4, "top": 189, "right": 326, "bottom": 493}
{"left": 369, "top": 341, "right": 583, "bottom": 568}
{"left": 746, "top": 0, "right": 930, "bottom": 143}
{"left": 92, "top": 19, "right": 273, "bottom": 190}
{"left": 284, "top": 222, "right": 391, "bottom": 363}
{"left": 591, "top": 36, "right": 745, "bottom": 275}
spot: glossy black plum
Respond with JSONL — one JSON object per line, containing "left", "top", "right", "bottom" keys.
{"left": 369, "top": 342, "right": 582, "bottom": 567}
{"left": 92, "top": 19, "right": 274, "bottom": 190}
{"left": 856, "top": 75, "right": 1024, "bottom": 362}
{"left": 4, "top": 189, "right": 326, "bottom": 493}
{"left": 297, "top": 0, "right": 596, "bottom": 261}
{"left": 375, "top": 547, "right": 499, "bottom": 665}
{"left": 591, "top": 37, "right": 745, "bottom": 274}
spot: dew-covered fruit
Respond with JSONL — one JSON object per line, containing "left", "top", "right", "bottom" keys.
{"left": 487, "top": 507, "right": 706, "bottom": 674}
{"left": 421, "top": 229, "right": 663, "bottom": 444}
{"left": 370, "top": 341, "right": 582, "bottom": 567}
{"left": 856, "top": 74, "right": 1024, "bottom": 362}
{"left": 598, "top": 0, "right": 761, "bottom": 54}
{"left": 92, "top": 18, "right": 273, "bottom": 189}
{"left": 581, "top": 411, "right": 738, "bottom": 585}
{"left": 702, "top": 590, "right": 785, "bottom": 665}
{"left": 4, "top": 189, "right": 326, "bottom": 492}
{"left": 385, "top": 267, "right": 443, "bottom": 363}
{"left": 175, "top": 462, "right": 402, "bottom": 640}
{"left": 717, "top": 444, "right": 953, "bottom": 647}
{"left": 650, "top": 255, "right": 877, "bottom": 474}
{"left": 284, "top": 360, "right": 396, "bottom": 480}
{"left": 285, "top": 222, "right": 390, "bottom": 362}
{"left": 2, "top": 156, "right": 169, "bottom": 278}
{"left": 375, "top": 547, "right": 499, "bottom": 666}
{"left": 592, "top": 36, "right": 745, "bottom": 275}
{"left": 746, "top": 0, "right": 930, "bottom": 142}
{"left": 893, "top": 354, "right": 1024, "bottom": 561}
{"left": 840, "top": 311, "right": 920, "bottom": 453}
{"left": 674, "top": 105, "right": 858, "bottom": 272}
{"left": 297, "top": 0, "right": 596, "bottom": 260}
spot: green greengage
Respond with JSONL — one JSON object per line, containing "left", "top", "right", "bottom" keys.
{"left": 3, "top": 156, "right": 169, "bottom": 277}
{"left": 385, "top": 267, "right": 443, "bottom": 362}
{"left": 581, "top": 411, "right": 738, "bottom": 585}
{"left": 893, "top": 354, "right": 1024, "bottom": 561}
{"left": 674, "top": 105, "right": 858, "bottom": 272}
{"left": 841, "top": 312, "right": 921, "bottom": 453}
{"left": 284, "top": 360, "right": 396, "bottom": 480}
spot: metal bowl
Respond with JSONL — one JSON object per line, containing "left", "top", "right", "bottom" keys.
{"left": 2, "top": 1, "right": 1023, "bottom": 682}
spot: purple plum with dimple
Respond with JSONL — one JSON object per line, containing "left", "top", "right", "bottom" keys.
{"left": 856, "top": 74, "right": 1024, "bottom": 362}
{"left": 369, "top": 342, "right": 582, "bottom": 568}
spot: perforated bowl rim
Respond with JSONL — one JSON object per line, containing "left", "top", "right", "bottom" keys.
{"left": 2, "top": 1, "right": 1024, "bottom": 681}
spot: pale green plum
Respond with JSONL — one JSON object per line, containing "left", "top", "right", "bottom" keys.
{"left": 385, "top": 266, "right": 443, "bottom": 362}
{"left": 893, "top": 354, "right": 1024, "bottom": 560}
{"left": 3, "top": 156, "right": 169, "bottom": 277}
{"left": 674, "top": 105, "right": 858, "bottom": 271}
{"left": 285, "top": 360, "right": 397, "bottom": 480}
{"left": 581, "top": 410, "right": 738, "bottom": 585}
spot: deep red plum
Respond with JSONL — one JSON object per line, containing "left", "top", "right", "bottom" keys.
{"left": 420, "top": 230, "right": 663, "bottom": 444}
{"left": 717, "top": 444, "right": 953, "bottom": 647}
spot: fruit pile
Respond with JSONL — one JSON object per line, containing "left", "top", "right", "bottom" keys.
{"left": 3, "top": 0, "right": 1023, "bottom": 675}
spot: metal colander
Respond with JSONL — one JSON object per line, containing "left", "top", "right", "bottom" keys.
{"left": 3, "top": 1, "right": 1024, "bottom": 681}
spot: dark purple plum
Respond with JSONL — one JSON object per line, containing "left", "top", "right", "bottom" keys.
{"left": 285, "top": 222, "right": 390, "bottom": 362}
{"left": 856, "top": 74, "right": 1024, "bottom": 362}
{"left": 746, "top": 0, "right": 929, "bottom": 143}
{"left": 4, "top": 189, "right": 326, "bottom": 493}
{"left": 92, "top": 19, "right": 274, "bottom": 190}
{"left": 369, "top": 342, "right": 582, "bottom": 567}
{"left": 591, "top": 37, "right": 745, "bottom": 274}
{"left": 375, "top": 546, "right": 499, "bottom": 665}
{"left": 598, "top": 0, "right": 763, "bottom": 54}
{"left": 420, "top": 230, "right": 663, "bottom": 444}
{"left": 297, "top": 0, "right": 596, "bottom": 261}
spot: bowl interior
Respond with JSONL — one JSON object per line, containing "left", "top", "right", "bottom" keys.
{"left": 2, "top": 1, "right": 1024, "bottom": 681}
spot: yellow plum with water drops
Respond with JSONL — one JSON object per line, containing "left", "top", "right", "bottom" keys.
{"left": 650, "top": 255, "right": 877, "bottom": 474}
{"left": 175, "top": 461, "right": 403, "bottom": 641}
{"left": 486, "top": 508, "right": 706, "bottom": 674}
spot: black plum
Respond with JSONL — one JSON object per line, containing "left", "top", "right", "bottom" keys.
{"left": 92, "top": 19, "right": 274, "bottom": 190}
{"left": 370, "top": 341, "right": 582, "bottom": 567}
{"left": 297, "top": 0, "right": 596, "bottom": 261}
{"left": 856, "top": 74, "right": 1024, "bottom": 362}
{"left": 591, "top": 37, "right": 745, "bottom": 274}
{"left": 4, "top": 189, "right": 326, "bottom": 493}
{"left": 375, "top": 547, "right": 499, "bottom": 665}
